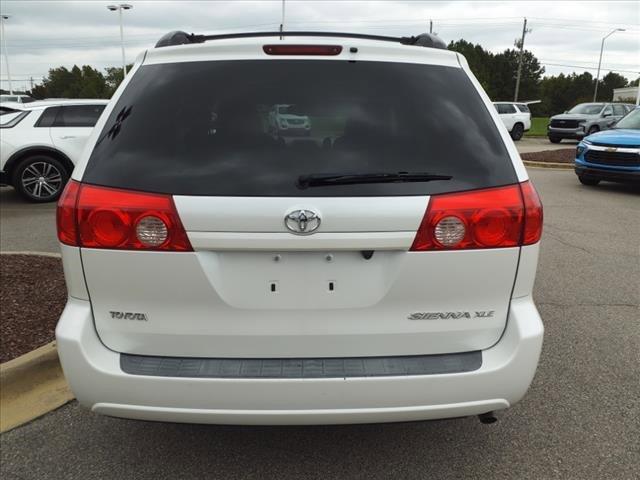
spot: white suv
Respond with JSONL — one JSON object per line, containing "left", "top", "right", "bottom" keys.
{"left": 268, "top": 104, "right": 312, "bottom": 136}
{"left": 0, "top": 100, "right": 108, "bottom": 201}
{"left": 494, "top": 102, "right": 532, "bottom": 141}
{"left": 0, "top": 94, "right": 35, "bottom": 104}
{"left": 56, "top": 31, "right": 544, "bottom": 426}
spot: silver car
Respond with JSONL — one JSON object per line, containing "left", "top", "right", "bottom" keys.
{"left": 547, "top": 102, "right": 633, "bottom": 143}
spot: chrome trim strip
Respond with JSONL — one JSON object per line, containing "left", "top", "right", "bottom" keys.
{"left": 586, "top": 144, "right": 640, "bottom": 154}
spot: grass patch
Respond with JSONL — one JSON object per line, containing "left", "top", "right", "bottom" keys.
{"left": 526, "top": 117, "right": 549, "bottom": 137}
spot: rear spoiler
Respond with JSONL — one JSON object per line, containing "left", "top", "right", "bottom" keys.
{"left": 0, "top": 106, "right": 23, "bottom": 115}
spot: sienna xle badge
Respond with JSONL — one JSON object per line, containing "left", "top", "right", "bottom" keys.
{"left": 55, "top": 30, "right": 543, "bottom": 426}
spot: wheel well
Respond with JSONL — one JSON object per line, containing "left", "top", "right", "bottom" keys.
{"left": 512, "top": 122, "right": 524, "bottom": 130}
{"left": 4, "top": 147, "right": 74, "bottom": 186}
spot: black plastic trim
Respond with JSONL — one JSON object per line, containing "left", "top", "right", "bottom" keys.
{"left": 575, "top": 165, "right": 640, "bottom": 183}
{"left": 155, "top": 30, "right": 446, "bottom": 50}
{"left": 0, "top": 110, "right": 30, "bottom": 129}
{"left": 120, "top": 351, "right": 482, "bottom": 379}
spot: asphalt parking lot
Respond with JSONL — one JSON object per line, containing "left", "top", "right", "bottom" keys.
{"left": 0, "top": 188, "right": 59, "bottom": 253}
{"left": 1, "top": 168, "right": 639, "bottom": 480}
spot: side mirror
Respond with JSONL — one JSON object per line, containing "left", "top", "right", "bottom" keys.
{"left": 602, "top": 112, "right": 612, "bottom": 118}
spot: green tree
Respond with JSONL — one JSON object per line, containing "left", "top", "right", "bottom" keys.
{"left": 492, "top": 49, "right": 544, "bottom": 102}
{"left": 596, "top": 72, "right": 629, "bottom": 101}
{"left": 104, "top": 64, "right": 133, "bottom": 96}
{"left": 448, "top": 40, "right": 544, "bottom": 102}
{"left": 29, "top": 65, "right": 111, "bottom": 99}
{"left": 538, "top": 72, "right": 595, "bottom": 116}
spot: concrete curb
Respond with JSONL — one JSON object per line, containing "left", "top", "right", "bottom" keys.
{"left": 0, "top": 341, "right": 74, "bottom": 433}
{"left": 0, "top": 251, "right": 61, "bottom": 257}
{"left": 523, "top": 161, "right": 573, "bottom": 170}
{"left": 0, "top": 252, "right": 72, "bottom": 433}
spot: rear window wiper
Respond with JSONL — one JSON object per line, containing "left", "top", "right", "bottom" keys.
{"left": 297, "top": 171, "right": 453, "bottom": 189}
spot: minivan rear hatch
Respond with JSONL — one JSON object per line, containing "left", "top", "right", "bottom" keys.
{"left": 78, "top": 54, "right": 522, "bottom": 358}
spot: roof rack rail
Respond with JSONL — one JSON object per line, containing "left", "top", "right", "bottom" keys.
{"left": 155, "top": 31, "right": 447, "bottom": 50}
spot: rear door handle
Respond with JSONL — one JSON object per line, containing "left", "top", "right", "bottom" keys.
{"left": 60, "top": 135, "right": 77, "bottom": 139}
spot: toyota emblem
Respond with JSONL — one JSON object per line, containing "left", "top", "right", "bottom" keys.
{"left": 285, "top": 209, "right": 321, "bottom": 235}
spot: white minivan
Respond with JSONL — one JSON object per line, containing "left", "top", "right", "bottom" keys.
{"left": 56, "top": 31, "right": 544, "bottom": 426}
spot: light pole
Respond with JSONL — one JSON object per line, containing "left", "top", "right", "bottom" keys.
{"left": 107, "top": 4, "right": 133, "bottom": 79}
{"left": 593, "top": 28, "right": 625, "bottom": 102}
{"left": 1, "top": 14, "right": 13, "bottom": 94}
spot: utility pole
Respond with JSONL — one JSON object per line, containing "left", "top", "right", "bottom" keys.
{"left": 280, "top": 0, "right": 285, "bottom": 39}
{"left": 429, "top": 19, "right": 433, "bottom": 34}
{"left": 593, "top": 28, "right": 625, "bottom": 102}
{"left": 1, "top": 14, "right": 13, "bottom": 95}
{"left": 514, "top": 17, "right": 531, "bottom": 102}
{"left": 30, "top": 76, "right": 34, "bottom": 91}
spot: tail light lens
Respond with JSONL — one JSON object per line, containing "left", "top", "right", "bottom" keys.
{"left": 56, "top": 181, "right": 192, "bottom": 251}
{"left": 520, "top": 181, "right": 543, "bottom": 245}
{"left": 57, "top": 180, "right": 81, "bottom": 246}
{"left": 410, "top": 181, "right": 542, "bottom": 251}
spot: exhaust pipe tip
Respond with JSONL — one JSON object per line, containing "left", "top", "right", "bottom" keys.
{"left": 478, "top": 412, "right": 498, "bottom": 424}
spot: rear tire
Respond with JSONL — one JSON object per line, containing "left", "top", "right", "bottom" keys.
{"left": 510, "top": 123, "right": 524, "bottom": 141}
{"left": 548, "top": 136, "right": 561, "bottom": 144}
{"left": 13, "top": 155, "right": 69, "bottom": 202}
{"left": 578, "top": 175, "right": 600, "bottom": 186}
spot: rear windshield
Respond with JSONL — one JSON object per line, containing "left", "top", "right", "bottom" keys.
{"left": 84, "top": 60, "right": 516, "bottom": 196}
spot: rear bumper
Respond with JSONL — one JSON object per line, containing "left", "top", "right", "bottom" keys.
{"left": 56, "top": 296, "right": 543, "bottom": 425}
{"left": 575, "top": 163, "right": 640, "bottom": 184}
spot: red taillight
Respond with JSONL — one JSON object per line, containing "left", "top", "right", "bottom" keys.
{"left": 56, "top": 183, "right": 192, "bottom": 251}
{"left": 520, "top": 180, "right": 543, "bottom": 245}
{"left": 410, "top": 181, "right": 543, "bottom": 251}
{"left": 263, "top": 45, "right": 342, "bottom": 56}
{"left": 57, "top": 180, "right": 81, "bottom": 246}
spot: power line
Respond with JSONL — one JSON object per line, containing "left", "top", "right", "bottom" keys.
{"left": 527, "top": 16, "right": 639, "bottom": 27}
{"left": 540, "top": 61, "right": 640, "bottom": 75}
{"left": 533, "top": 23, "right": 640, "bottom": 34}
{"left": 542, "top": 58, "right": 636, "bottom": 70}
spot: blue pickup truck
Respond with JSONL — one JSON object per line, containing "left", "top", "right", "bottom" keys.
{"left": 575, "top": 107, "right": 640, "bottom": 186}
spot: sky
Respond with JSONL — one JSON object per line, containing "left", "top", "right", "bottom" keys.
{"left": 0, "top": 0, "right": 639, "bottom": 92}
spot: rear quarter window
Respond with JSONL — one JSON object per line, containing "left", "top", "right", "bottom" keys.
{"left": 35, "top": 107, "right": 60, "bottom": 127}
{"left": 53, "top": 105, "right": 106, "bottom": 127}
{"left": 84, "top": 60, "right": 517, "bottom": 197}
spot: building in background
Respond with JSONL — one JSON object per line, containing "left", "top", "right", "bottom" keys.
{"left": 612, "top": 86, "right": 639, "bottom": 103}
